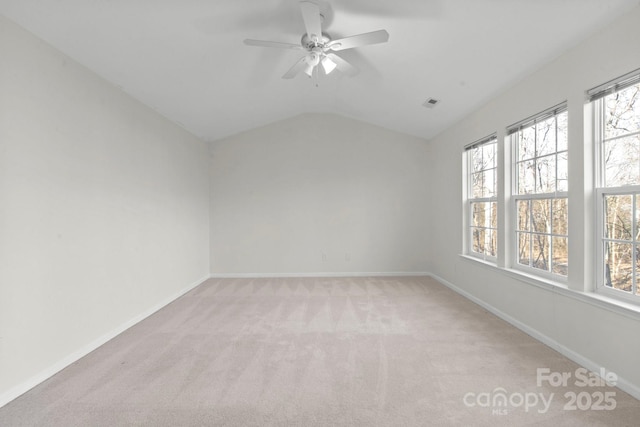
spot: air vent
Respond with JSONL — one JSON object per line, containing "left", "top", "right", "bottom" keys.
{"left": 422, "top": 98, "right": 440, "bottom": 108}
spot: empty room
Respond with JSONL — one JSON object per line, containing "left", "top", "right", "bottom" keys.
{"left": 1, "top": 0, "right": 640, "bottom": 425}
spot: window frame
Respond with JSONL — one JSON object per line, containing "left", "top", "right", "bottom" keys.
{"left": 595, "top": 186, "right": 640, "bottom": 302}
{"left": 464, "top": 134, "right": 498, "bottom": 262}
{"left": 509, "top": 104, "right": 569, "bottom": 281}
{"left": 592, "top": 72, "right": 640, "bottom": 301}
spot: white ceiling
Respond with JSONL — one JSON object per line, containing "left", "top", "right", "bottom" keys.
{"left": 1, "top": 0, "right": 639, "bottom": 141}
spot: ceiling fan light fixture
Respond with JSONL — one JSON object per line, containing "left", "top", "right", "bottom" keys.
{"left": 304, "top": 62, "right": 315, "bottom": 77}
{"left": 321, "top": 55, "right": 337, "bottom": 74}
{"left": 309, "top": 51, "right": 321, "bottom": 65}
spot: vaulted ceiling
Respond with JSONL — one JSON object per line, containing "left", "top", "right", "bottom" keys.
{"left": 1, "top": 0, "right": 638, "bottom": 141}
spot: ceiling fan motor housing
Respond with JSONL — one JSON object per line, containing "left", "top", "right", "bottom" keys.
{"left": 301, "top": 33, "right": 331, "bottom": 50}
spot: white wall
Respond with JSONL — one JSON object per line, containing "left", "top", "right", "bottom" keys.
{"left": 428, "top": 6, "right": 640, "bottom": 396}
{"left": 210, "top": 113, "right": 430, "bottom": 275}
{"left": 0, "top": 15, "right": 210, "bottom": 404}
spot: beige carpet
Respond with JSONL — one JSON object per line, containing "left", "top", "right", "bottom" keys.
{"left": 1, "top": 276, "right": 638, "bottom": 426}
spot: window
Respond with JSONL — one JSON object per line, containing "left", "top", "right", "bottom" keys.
{"left": 459, "top": 68, "right": 640, "bottom": 308}
{"left": 465, "top": 135, "right": 498, "bottom": 260}
{"left": 508, "top": 104, "right": 568, "bottom": 277}
{"left": 592, "top": 69, "right": 640, "bottom": 298}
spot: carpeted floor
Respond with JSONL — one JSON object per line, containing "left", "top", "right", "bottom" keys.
{"left": 1, "top": 276, "right": 638, "bottom": 426}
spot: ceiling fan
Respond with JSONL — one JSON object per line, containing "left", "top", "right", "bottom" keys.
{"left": 243, "top": 1, "right": 389, "bottom": 79}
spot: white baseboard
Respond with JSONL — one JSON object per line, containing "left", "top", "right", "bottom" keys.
{"left": 0, "top": 274, "right": 210, "bottom": 409}
{"left": 209, "top": 271, "right": 430, "bottom": 279}
{"left": 428, "top": 272, "right": 640, "bottom": 401}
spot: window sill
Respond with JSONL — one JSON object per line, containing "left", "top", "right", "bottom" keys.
{"left": 458, "top": 254, "right": 640, "bottom": 320}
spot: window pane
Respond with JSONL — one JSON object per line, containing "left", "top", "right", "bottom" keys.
{"left": 636, "top": 195, "right": 640, "bottom": 242}
{"left": 552, "top": 237, "right": 568, "bottom": 276}
{"left": 604, "top": 83, "right": 640, "bottom": 140}
{"left": 484, "top": 168, "right": 496, "bottom": 197}
{"left": 518, "top": 160, "right": 535, "bottom": 194}
{"left": 532, "top": 234, "right": 550, "bottom": 271}
{"left": 472, "top": 228, "right": 485, "bottom": 254}
{"left": 604, "top": 242, "right": 633, "bottom": 292}
{"left": 604, "top": 136, "right": 640, "bottom": 187}
{"left": 536, "top": 117, "right": 556, "bottom": 157}
{"left": 517, "top": 200, "right": 530, "bottom": 231}
{"left": 490, "top": 202, "right": 498, "bottom": 229}
{"left": 482, "top": 143, "right": 497, "bottom": 169}
{"left": 552, "top": 198, "right": 568, "bottom": 235}
{"left": 605, "top": 195, "right": 633, "bottom": 241}
{"left": 472, "top": 203, "right": 487, "bottom": 227}
{"left": 472, "top": 147, "right": 483, "bottom": 172}
{"left": 472, "top": 172, "right": 484, "bottom": 198}
{"left": 532, "top": 199, "right": 551, "bottom": 233}
{"left": 557, "top": 151, "right": 568, "bottom": 192}
{"left": 517, "top": 232, "right": 530, "bottom": 266}
{"left": 471, "top": 201, "right": 497, "bottom": 258}
{"left": 557, "top": 111, "right": 568, "bottom": 152}
{"left": 487, "top": 229, "right": 497, "bottom": 257}
{"left": 536, "top": 155, "right": 556, "bottom": 193}
{"left": 519, "top": 127, "right": 535, "bottom": 161}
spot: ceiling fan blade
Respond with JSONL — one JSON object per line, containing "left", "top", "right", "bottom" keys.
{"left": 282, "top": 56, "right": 309, "bottom": 79}
{"left": 244, "top": 39, "right": 303, "bottom": 50}
{"left": 326, "top": 30, "right": 389, "bottom": 51}
{"left": 325, "top": 53, "right": 358, "bottom": 76}
{"left": 299, "top": 1, "right": 323, "bottom": 43}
